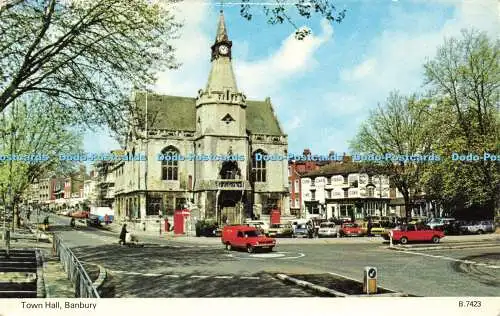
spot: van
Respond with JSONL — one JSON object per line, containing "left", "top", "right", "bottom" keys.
{"left": 221, "top": 225, "right": 276, "bottom": 253}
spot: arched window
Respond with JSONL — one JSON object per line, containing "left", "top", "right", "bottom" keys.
{"left": 220, "top": 161, "right": 240, "bottom": 179}
{"left": 161, "top": 146, "right": 179, "bottom": 181}
{"left": 252, "top": 150, "right": 266, "bottom": 182}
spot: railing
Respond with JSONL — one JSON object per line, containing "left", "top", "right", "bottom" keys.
{"left": 52, "top": 234, "right": 100, "bottom": 298}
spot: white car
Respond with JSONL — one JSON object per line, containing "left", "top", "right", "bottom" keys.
{"left": 427, "top": 218, "right": 455, "bottom": 229}
{"left": 318, "top": 222, "right": 340, "bottom": 237}
{"left": 245, "top": 220, "right": 269, "bottom": 234}
{"left": 460, "top": 220, "right": 495, "bottom": 234}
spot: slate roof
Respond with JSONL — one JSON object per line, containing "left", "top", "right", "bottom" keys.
{"left": 303, "top": 162, "right": 388, "bottom": 177}
{"left": 135, "top": 93, "right": 284, "bottom": 136}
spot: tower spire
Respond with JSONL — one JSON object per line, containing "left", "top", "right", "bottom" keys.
{"left": 204, "top": 10, "right": 238, "bottom": 93}
{"left": 215, "top": 9, "right": 228, "bottom": 43}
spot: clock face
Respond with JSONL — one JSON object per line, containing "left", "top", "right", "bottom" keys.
{"left": 218, "top": 45, "right": 229, "bottom": 55}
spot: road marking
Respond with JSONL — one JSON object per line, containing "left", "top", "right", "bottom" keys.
{"left": 277, "top": 252, "right": 306, "bottom": 260}
{"left": 398, "top": 250, "right": 500, "bottom": 269}
{"left": 227, "top": 252, "right": 305, "bottom": 260}
{"left": 109, "top": 270, "right": 163, "bottom": 277}
{"left": 190, "top": 275, "right": 210, "bottom": 278}
{"left": 240, "top": 276, "right": 260, "bottom": 279}
{"left": 198, "top": 245, "right": 209, "bottom": 248}
{"left": 250, "top": 253, "right": 285, "bottom": 258}
{"left": 164, "top": 275, "right": 180, "bottom": 278}
{"left": 213, "top": 276, "right": 233, "bottom": 279}
{"left": 172, "top": 245, "right": 181, "bottom": 248}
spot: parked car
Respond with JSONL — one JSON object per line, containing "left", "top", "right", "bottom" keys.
{"left": 70, "top": 210, "right": 89, "bottom": 218}
{"left": 87, "top": 214, "right": 100, "bottom": 227}
{"left": 340, "top": 223, "right": 363, "bottom": 237}
{"left": 195, "top": 220, "right": 218, "bottom": 237}
{"left": 317, "top": 222, "right": 340, "bottom": 237}
{"left": 293, "top": 223, "right": 309, "bottom": 238}
{"left": 409, "top": 216, "right": 428, "bottom": 224}
{"left": 389, "top": 224, "right": 445, "bottom": 244}
{"left": 221, "top": 225, "right": 276, "bottom": 253}
{"left": 427, "top": 218, "right": 455, "bottom": 229}
{"left": 245, "top": 220, "right": 269, "bottom": 235}
{"left": 268, "top": 223, "right": 293, "bottom": 237}
{"left": 459, "top": 220, "right": 495, "bottom": 234}
{"left": 359, "top": 222, "right": 387, "bottom": 236}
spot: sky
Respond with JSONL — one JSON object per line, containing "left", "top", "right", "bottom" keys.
{"left": 83, "top": 0, "right": 499, "bottom": 156}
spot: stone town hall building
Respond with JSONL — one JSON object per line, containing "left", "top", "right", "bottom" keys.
{"left": 113, "top": 11, "right": 289, "bottom": 225}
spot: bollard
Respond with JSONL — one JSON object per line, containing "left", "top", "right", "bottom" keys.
{"left": 389, "top": 231, "right": 393, "bottom": 247}
{"left": 363, "top": 267, "right": 377, "bottom": 294}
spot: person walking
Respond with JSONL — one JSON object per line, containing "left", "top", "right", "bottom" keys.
{"left": 119, "top": 224, "right": 128, "bottom": 246}
{"left": 367, "top": 218, "right": 373, "bottom": 237}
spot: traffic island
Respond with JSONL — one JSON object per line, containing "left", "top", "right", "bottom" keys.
{"left": 276, "top": 273, "right": 411, "bottom": 297}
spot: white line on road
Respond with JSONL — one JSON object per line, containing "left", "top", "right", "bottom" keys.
{"left": 398, "top": 250, "right": 500, "bottom": 269}
{"left": 163, "top": 275, "right": 180, "bottom": 278}
{"left": 213, "top": 276, "right": 233, "bottom": 279}
{"left": 190, "top": 275, "right": 210, "bottom": 278}
{"left": 110, "top": 270, "right": 163, "bottom": 277}
{"left": 240, "top": 276, "right": 260, "bottom": 279}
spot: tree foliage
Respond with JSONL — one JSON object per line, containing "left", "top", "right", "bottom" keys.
{"left": 349, "top": 92, "right": 435, "bottom": 219}
{"left": 0, "top": 0, "right": 181, "bottom": 133}
{"left": 420, "top": 29, "right": 500, "bottom": 215}
{"left": 239, "top": 0, "right": 346, "bottom": 40}
{"left": 351, "top": 30, "right": 499, "bottom": 219}
{"left": 0, "top": 98, "right": 83, "bottom": 227}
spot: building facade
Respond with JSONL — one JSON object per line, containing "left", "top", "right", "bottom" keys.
{"left": 301, "top": 162, "right": 406, "bottom": 220}
{"left": 113, "top": 11, "right": 289, "bottom": 225}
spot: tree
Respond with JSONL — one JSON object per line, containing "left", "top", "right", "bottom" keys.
{"left": 239, "top": 0, "right": 346, "bottom": 40}
{"left": 0, "top": 97, "right": 83, "bottom": 228}
{"left": 0, "top": 0, "right": 180, "bottom": 133}
{"left": 421, "top": 29, "right": 500, "bottom": 217}
{"left": 349, "top": 92, "right": 435, "bottom": 220}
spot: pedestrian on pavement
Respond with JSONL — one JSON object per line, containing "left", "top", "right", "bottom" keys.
{"left": 367, "top": 218, "right": 373, "bottom": 236}
{"left": 70, "top": 217, "right": 75, "bottom": 228}
{"left": 119, "top": 224, "right": 128, "bottom": 245}
{"left": 104, "top": 214, "right": 110, "bottom": 225}
{"left": 43, "top": 216, "right": 49, "bottom": 231}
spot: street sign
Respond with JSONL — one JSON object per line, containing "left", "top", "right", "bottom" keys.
{"left": 363, "top": 266, "right": 378, "bottom": 294}
{"left": 368, "top": 268, "right": 377, "bottom": 278}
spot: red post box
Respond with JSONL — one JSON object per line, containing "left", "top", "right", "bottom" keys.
{"left": 174, "top": 209, "right": 190, "bottom": 235}
{"left": 270, "top": 209, "right": 281, "bottom": 225}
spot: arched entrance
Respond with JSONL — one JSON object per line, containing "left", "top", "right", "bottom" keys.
{"left": 219, "top": 191, "right": 245, "bottom": 224}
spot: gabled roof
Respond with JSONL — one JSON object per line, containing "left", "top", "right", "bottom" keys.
{"left": 135, "top": 93, "right": 284, "bottom": 136}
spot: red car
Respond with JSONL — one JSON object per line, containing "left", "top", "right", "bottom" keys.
{"left": 221, "top": 225, "right": 276, "bottom": 253}
{"left": 340, "top": 223, "right": 363, "bottom": 237}
{"left": 390, "top": 224, "right": 445, "bottom": 244}
{"left": 71, "top": 210, "right": 89, "bottom": 218}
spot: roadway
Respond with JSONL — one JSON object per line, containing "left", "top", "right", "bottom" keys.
{"left": 36, "top": 212, "right": 500, "bottom": 297}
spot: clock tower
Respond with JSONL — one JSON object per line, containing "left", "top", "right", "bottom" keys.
{"left": 195, "top": 10, "right": 248, "bottom": 188}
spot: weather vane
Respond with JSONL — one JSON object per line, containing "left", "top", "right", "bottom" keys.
{"left": 218, "top": 0, "right": 224, "bottom": 12}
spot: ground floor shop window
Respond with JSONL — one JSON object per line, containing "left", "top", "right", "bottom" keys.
{"left": 147, "top": 197, "right": 162, "bottom": 216}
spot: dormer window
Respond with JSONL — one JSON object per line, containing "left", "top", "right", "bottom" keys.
{"left": 222, "top": 113, "right": 235, "bottom": 124}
